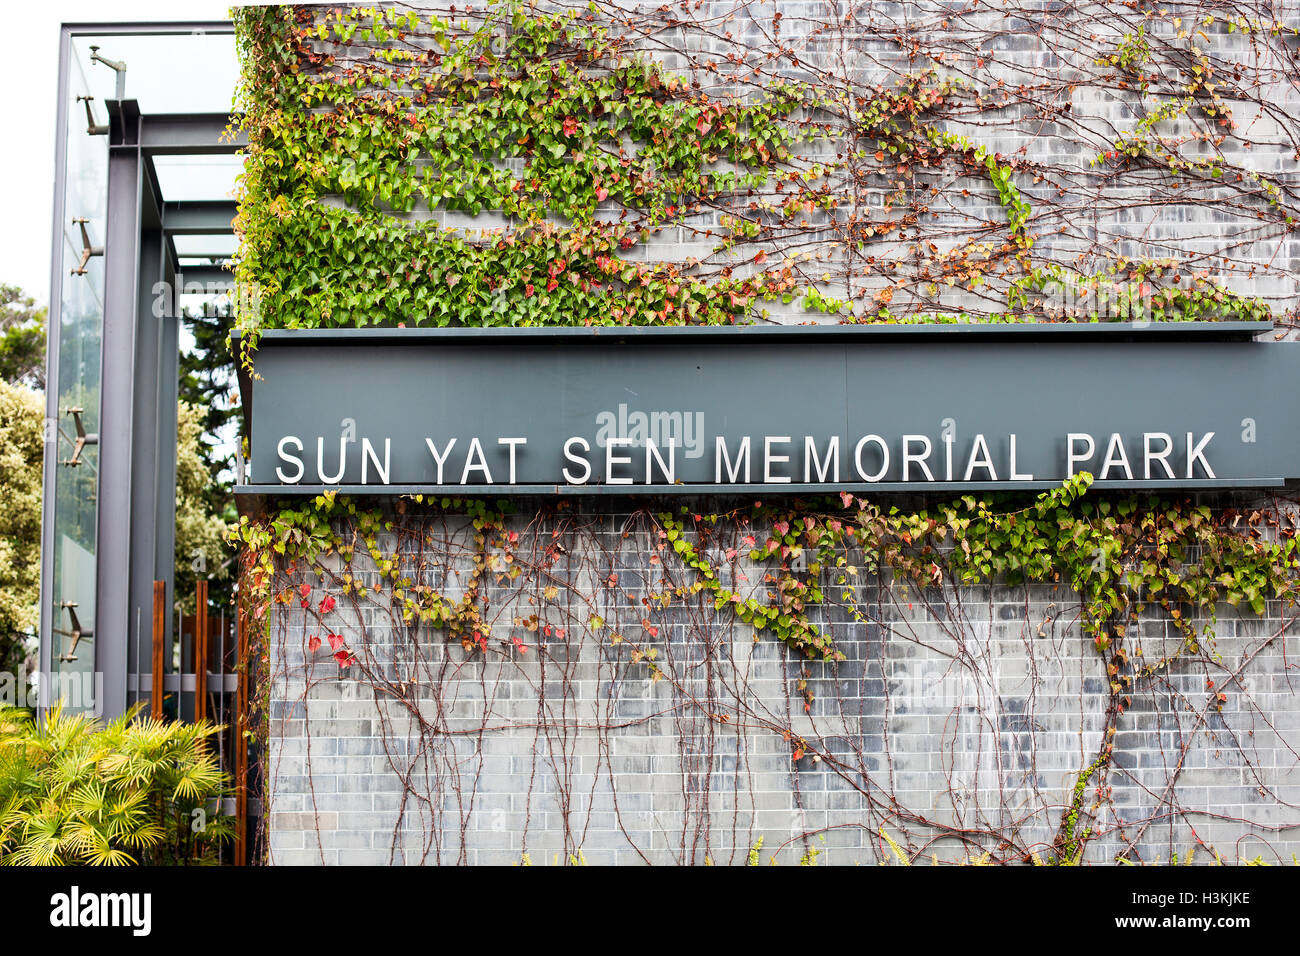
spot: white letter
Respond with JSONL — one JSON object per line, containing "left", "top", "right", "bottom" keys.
{"left": 134, "top": 893, "right": 151, "bottom": 938}
{"left": 804, "top": 436, "right": 840, "bottom": 483}
{"left": 460, "top": 437, "right": 493, "bottom": 484}
{"left": 963, "top": 434, "right": 998, "bottom": 481}
{"left": 1143, "top": 433, "right": 1174, "bottom": 479}
{"left": 424, "top": 437, "right": 457, "bottom": 484}
{"left": 716, "top": 436, "right": 750, "bottom": 483}
{"left": 276, "top": 436, "right": 304, "bottom": 483}
{"left": 606, "top": 437, "right": 633, "bottom": 484}
{"left": 901, "top": 435, "right": 934, "bottom": 482}
{"left": 361, "top": 438, "right": 390, "bottom": 485}
{"left": 498, "top": 437, "right": 526, "bottom": 484}
{"left": 1099, "top": 433, "right": 1133, "bottom": 480}
{"left": 1067, "top": 433, "right": 1096, "bottom": 476}
{"left": 941, "top": 419, "right": 956, "bottom": 480}
{"left": 854, "top": 435, "right": 889, "bottom": 482}
{"left": 80, "top": 892, "right": 99, "bottom": 927}
{"left": 316, "top": 435, "right": 346, "bottom": 484}
{"left": 50, "top": 893, "right": 70, "bottom": 928}
{"left": 646, "top": 437, "right": 675, "bottom": 483}
{"left": 563, "top": 437, "right": 591, "bottom": 484}
{"left": 764, "top": 436, "right": 791, "bottom": 483}
{"left": 1187, "top": 432, "right": 1215, "bottom": 478}
{"left": 1009, "top": 434, "right": 1033, "bottom": 480}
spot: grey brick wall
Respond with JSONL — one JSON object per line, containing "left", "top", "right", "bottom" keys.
{"left": 263, "top": 502, "right": 1300, "bottom": 865}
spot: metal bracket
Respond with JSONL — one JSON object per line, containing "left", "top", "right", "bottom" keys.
{"left": 76, "top": 95, "right": 108, "bottom": 136}
{"left": 89, "top": 46, "right": 127, "bottom": 100}
{"left": 70, "top": 219, "right": 103, "bottom": 276}
{"left": 59, "top": 407, "right": 99, "bottom": 467}
{"left": 53, "top": 602, "right": 94, "bottom": 663}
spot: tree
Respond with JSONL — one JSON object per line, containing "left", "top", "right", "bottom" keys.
{"left": 178, "top": 305, "right": 239, "bottom": 522}
{"left": 0, "top": 286, "right": 45, "bottom": 390}
{"left": 0, "top": 380, "right": 43, "bottom": 675}
{"left": 174, "top": 400, "right": 231, "bottom": 611}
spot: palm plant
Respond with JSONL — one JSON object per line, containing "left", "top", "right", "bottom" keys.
{"left": 0, "top": 705, "right": 234, "bottom": 865}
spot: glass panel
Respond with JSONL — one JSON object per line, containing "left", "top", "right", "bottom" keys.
{"left": 49, "top": 44, "right": 108, "bottom": 712}
{"left": 71, "top": 32, "right": 238, "bottom": 115}
{"left": 152, "top": 155, "right": 244, "bottom": 203}
{"left": 172, "top": 234, "right": 239, "bottom": 258}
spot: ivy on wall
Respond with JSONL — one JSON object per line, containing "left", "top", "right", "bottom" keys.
{"left": 233, "top": 2, "right": 1289, "bottom": 339}
{"left": 232, "top": 473, "right": 1300, "bottom": 862}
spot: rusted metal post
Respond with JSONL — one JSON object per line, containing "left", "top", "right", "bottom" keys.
{"left": 151, "top": 581, "right": 165, "bottom": 719}
{"left": 194, "top": 580, "right": 209, "bottom": 726}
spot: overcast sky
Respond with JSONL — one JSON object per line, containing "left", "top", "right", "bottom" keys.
{"left": 2, "top": 1, "right": 239, "bottom": 302}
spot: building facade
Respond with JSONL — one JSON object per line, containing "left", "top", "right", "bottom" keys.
{"left": 41, "top": 1, "right": 1300, "bottom": 865}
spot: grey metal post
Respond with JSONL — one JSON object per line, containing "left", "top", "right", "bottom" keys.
{"left": 94, "top": 118, "right": 144, "bottom": 720}
{"left": 153, "top": 260, "right": 182, "bottom": 701}
{"left": 127, "top": 229, "right": 163, "bottom": 709}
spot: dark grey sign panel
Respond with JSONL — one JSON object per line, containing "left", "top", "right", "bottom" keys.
{"left": 240, "top": 323, "right": 1300, "bottom": 494}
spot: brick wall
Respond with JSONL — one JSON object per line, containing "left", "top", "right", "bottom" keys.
{"left": 263, "top": 501, "right": 1300, "bottom": 864}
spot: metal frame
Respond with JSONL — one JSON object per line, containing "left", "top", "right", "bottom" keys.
{"left": 40, "top": 20, "right": 241, "bottom": 720}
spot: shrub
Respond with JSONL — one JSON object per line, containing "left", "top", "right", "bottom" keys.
{"left": 0, "top": 706, "right": 233, "bottom": 865}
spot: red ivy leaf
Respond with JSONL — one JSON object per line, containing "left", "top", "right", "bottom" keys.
{"left": 328, "top": 633, "right": 345, "bottom": 652}
{"left": 308, "top": 635, "right": 322, "bottom": 652}
{"left": 320, "top": 595, "right": 336, "bottom": 614}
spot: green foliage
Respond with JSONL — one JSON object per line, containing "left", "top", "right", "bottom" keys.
{"left": 232, "top": 3, "right": 805, "bottom": 335}
{"left": 0, "top": 380, "right": 43, "bottom": 674}
{"left": 1009, "top": 260, "right": 1271, "bottom": 323}
{"left": 0, "top": 707, "right": 232, "bottom": 865}
{"left": 1054, "top": 751, "right": 1109, "bottom": 864}
{"left": 232, "top": 490, "right": 512, "bottom": 655}
{"left": 656, "top": 474, "right": 1299, "bottom": 662}
{"left": 174, "top": 401, "right": 232, "bottom": 612}
{"left": 178, "top": 307, "right": 239, "bottom": 519}
{"left": 0, "top": 286, "right": 46, "bottom": 390}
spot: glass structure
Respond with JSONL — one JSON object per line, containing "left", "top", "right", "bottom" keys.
{"left": 40, "top": 23, "right": 241, "bottom": 716}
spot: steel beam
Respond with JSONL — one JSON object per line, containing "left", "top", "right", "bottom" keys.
{"left": 174, "top": 266, "right": 235, "bottom": 289}
{"left": 140, "top": 114, "right": 244, "bottom": 155}
{"left": 151, "top": 257, "right": 181, "bottom": 699}
{"left": 162, "top": 200, "right": 237, "bottom": 235}
{"left": 94, "top": 133, "right": 144, "bottom": 719}
{"left": 127, "top": 229, "right": 163, "bottom": 710}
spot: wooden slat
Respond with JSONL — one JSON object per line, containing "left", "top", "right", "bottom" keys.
{"left": 151, "top": 581, "right": 166, "bottom": 719}
{"left": 194, "top": 580, "right": 209, "bottom": 725}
